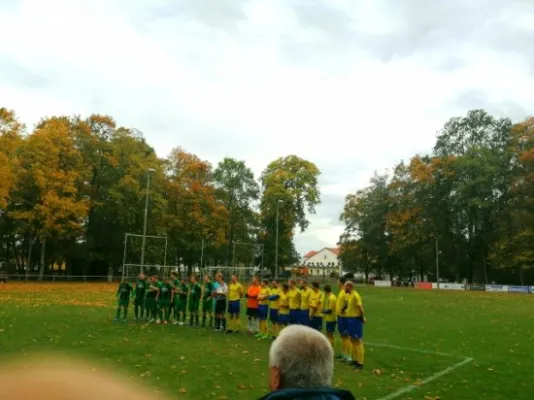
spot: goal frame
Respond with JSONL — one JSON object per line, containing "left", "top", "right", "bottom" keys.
{"left": 121, "top": 233, "right": 168, "bottom": 280}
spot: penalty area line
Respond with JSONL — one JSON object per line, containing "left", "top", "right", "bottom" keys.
{"left": 375, "top": 357, "right": 474, "bottom": 400}
{"left": 366, "top": 342, "right": 465, "bottom": 359}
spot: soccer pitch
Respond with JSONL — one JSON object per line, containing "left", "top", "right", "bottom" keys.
{"left": 1, "top": 284, "right": 533, "bottom": 400}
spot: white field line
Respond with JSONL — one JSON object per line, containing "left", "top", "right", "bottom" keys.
{"left": 366, "top": 342, "right": 465, "bottom": 359}
{"left": 375, "top": 356, "right": 474, "bottom": 400}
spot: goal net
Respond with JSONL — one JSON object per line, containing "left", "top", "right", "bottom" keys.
{"left": 121, "top": 233, "right": 167, "bottom": 280}
{"left": 201, "top": 266, "right": 257, "bottom": 284}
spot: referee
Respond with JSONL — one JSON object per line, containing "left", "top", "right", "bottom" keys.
{"left": 213, "top": 273, "right": 228, "bottom": 332}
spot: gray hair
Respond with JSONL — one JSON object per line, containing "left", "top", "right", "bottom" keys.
{"left": 269, "top": 325, "right": 334, "bottom": 389}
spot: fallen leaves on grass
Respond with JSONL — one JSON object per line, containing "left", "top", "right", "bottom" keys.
{"left": 373, "top": 369, "right": 383, "bottom": 376}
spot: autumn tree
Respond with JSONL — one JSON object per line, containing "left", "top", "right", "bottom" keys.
{"left": 259, "top": 155, "right": 321, "bottom": 274}
{"left": 164, "top": 149, "right": 228, "bottom": 269}
{"left": 10, "top": 117, "right": 90, "bottom": 279}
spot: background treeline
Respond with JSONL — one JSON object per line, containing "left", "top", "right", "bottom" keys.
{"left": 0, "top": 108, "right": 321, "bottom": 278}
{"left": 339, "top": 110, "right": 534, "bottom": 285}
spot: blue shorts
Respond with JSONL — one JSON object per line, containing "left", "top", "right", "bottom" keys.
{"left": 326, "top": 321, "right": 337, "bottom": 333}
{"left": 269, "top": 309, "right": 279, "bottom": 323}
{"left": 347, "top": 317, "right": 363, "bottom": 339}
{"left": 228, "top": 300, "right": 240, "bottom": 315}
{"left": 337, "top": 317, "right": 348, "bottom": 335}
{"left": 311, "top": 316, "right": 323, "bottom": 331}
{"left": 258, "top": 305, "right": 269, "bottom": 320}
{"left": 300, "top": 310, "right": 310, "bottom": 326}
{"left": 278, "top": 314, "right": 289, "bottom": 326}
{"left": 289, "top": 309, "right": 300, "bottom": 324}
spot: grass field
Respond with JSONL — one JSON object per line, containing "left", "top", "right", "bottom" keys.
{"left": 1, "top": 283, "right": 533, "bottom": 400}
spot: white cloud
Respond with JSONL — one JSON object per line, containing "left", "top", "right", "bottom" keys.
{"left": 1, "top": 0, "right": 534, "bottom": 255}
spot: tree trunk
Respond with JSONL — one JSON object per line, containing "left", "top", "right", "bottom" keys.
{"left": 38, "top": 237, "right": 46, "bottom": 281}
{"left": 482, "top": 255, "right": 488, "bottom": 284}
{"left": 26, "top": 236, "right": 34, "bottom": 281}
{"left": 519, "top": 265, "right": 524, "bottom": 286}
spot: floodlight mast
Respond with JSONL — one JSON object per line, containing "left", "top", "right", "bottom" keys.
{"left": 140, "top": 168, "right": 156, "bottom": 273}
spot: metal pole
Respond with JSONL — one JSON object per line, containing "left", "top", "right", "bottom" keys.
{"left": 200, "top": 239, "right": 204, "bottom": 270}
{"left": 435, "top": 236, "right": 440, "bottom": 289}
{"left": 122, "top": 234, "right": 128, "bottom": 280}
{"left": 275, "top": 201, "right": 280, "bottom": 279}
{"left": 261, "top": 244, "right": 264, "bottom": 280}
{"left": 232, "top": 241, "right": 236, "bottom": 274}
{"left": 140, "top": 171, "right": 152, "bottom": 273}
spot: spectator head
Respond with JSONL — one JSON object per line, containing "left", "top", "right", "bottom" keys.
{"left": 203, "top": 275, "right": 211, "bottom": 283}
{"left": 344, "top": 281, "right": 354, "bottom": 293}
{"left": 312, "top": 282, "right": 320, "bottom": 291}
{"left": 231, "top": 275, "right": 237, "bottom": 283}
{"left": 300, "top": 279, "right": 308, "bottom": 288}
{"left": 324, "top": 285, "right": 332, "bottom": 294}
{"left": 268, "top": 325, "right": 334, "bottom": 391}
{"left": 262, "top": 279, "right": 269, "bottom": 287}
{"left": 282, "top": 283, "right": 289, "bottom": 292}
{"left": 216, "top": 273, "right": 223, "bottom": 282}
{"left": 170, "top": 272, "right": 177, "bottom": 279}
{"left": 190, "top": 275, "right": 197, "bottom": 283}
{"left": 271, "top": 280, "right": 279, "bottom": 288}
{"left": 252, "top": 276, "right": 259, "bottom": 285}
{"left": 138, "top": 272, "right": 145, "bottom": 280}
{"left": 289, "top": 280, "right": 296, "bottom": 288}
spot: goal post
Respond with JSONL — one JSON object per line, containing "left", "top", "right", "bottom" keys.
{"left": 122, "top": 233, "right": 168, "bottom": 280}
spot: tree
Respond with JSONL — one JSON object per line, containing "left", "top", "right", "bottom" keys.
{"left": 212, "top": 157, "right": 260, "bottom": 265}
{"left": 164, "top": 149, "right": 228, "bottom": 269}
{"left": 339, "top": 173, "right": 390, "bottom": 280}
{"left": 10, "top": 117, "right": 90, "bottom": 279}
{"left": 259, "top": 155, "right": 321, "bottom": 273}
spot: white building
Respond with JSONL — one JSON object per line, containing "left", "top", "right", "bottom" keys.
{"left": 302, "top": 248, "right": 341, "bottom": 277}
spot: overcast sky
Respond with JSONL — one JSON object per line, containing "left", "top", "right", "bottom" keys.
{"left": 1, "top": 0, "right": 534, "bottom": 256}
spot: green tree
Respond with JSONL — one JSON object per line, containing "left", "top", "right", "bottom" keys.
{"left": 259, "top": 155, "right": 321, "bottom": 273}
{"left": 212, "top": 157, "right": 260, "bottom": 266}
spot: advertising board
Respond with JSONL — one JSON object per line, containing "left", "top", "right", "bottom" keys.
{"left": 508, "top": 285, "right": 531, "bottom": 294}
{"left": 439, "top": 283, "right": 465, "bottom": 290}
{"left": 416, "top": 282, "right": 432, "bottom": 290}
{"left": 468, "top": 284, "right": 486, "bottom": 291}
{"left": 485, "top": 285, "right": 509, "bottom": 293}
{"left": 374, "top": 280, "right": 392, "bottom": 287}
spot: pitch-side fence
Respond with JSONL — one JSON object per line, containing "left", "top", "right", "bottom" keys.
{"left": 374, "top": 280, "right": 534, "bottom": 294}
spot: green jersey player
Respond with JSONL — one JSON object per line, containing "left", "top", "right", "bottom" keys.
{"left": 115, "top": 280, "right": 133, "bottom": 322}
{"left": 145, "top": 275, "right": 160, "bottom": 323}
{"left": 157, "top": 277, "right": 174, "bottom": 324}
{"left": 188, "top": 275, "right": 202, "bottom": 327}
{"left": 175, "top": 277, "right": 189, "bottom": 325}
{"left": 202, "top": 275, "right": 214, "bottom": 328}
{"left": 134, "top": 273, "right": 148, "bottom": 320}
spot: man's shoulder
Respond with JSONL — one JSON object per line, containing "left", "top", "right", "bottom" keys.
{"left": 258, "top": 388, "right": 355, "bottom": 400}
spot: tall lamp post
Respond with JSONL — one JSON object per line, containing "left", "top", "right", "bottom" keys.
{"left": 140, "top": 168, "right": 156, "bottom": 273}
{"left": 274, "top": 199, "right": 282, "bottom": 279}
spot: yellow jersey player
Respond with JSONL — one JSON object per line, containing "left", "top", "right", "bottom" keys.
{"left": 288, "top": 280, "right": 301, "bottom": 325}
{"left": 257, "top": 280, "right": 271, "bottom": 339}
{"left": 336, "top": 276, "right": 351, "bottom": 361}
{"left": 277, "top": 283, "right": 290, "bottom": 328}
{"left": 268, "top": 280, "right": 281, "bottom": 338}
{"left": 322, "top": 284, "right": 337, "bottom": 348}
{"left": 344, "top": 281, "right": 365, "bottom": 370}
{"left": 299, "top": 279, "right": 313, "bottom": 326}
{"left": 309, "top": 281, "right": 324, "bottom": 331}
{"left": 227, "top": 275, "right": 243, "bottom": 333}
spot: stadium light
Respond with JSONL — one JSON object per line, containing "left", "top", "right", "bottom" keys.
{"left": 140, "top": 168, "right": 156, "bottom": 273}
{"left": 274, "top": 199, "right": 283, "bottom": 279}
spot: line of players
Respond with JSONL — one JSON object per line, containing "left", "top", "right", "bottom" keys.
{"left": 116, "top": 273, "right": 366, "bottom": 370}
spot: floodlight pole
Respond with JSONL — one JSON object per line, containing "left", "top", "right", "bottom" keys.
{"left": 140, "top": 168, "right": 156, "bottom": 273}
{"left": 274, "top": 200, "right": 281, "bottom": 279}
{"left": 232, "top": 241, "right": 236, "bottom": 272}
{"left": 200, "top": 239, "right": 204, "bottom": 269}
{"left": 435, "top": 236, "right": 440, "bottom": 289}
